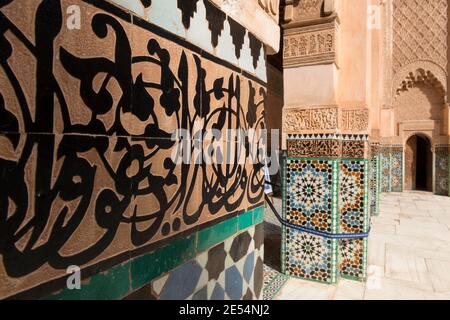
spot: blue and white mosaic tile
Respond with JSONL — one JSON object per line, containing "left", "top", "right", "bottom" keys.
{"left": 150, "top": 223, "right": 264, "bottom": 300}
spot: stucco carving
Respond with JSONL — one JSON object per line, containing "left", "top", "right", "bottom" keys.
{"left": 283, "top": 106, "right": 339, "bottom": 133}
{"left": 283, "top": 20, "right": 338, "bottom": 68}
{"left": 393, "top": 62, "right": 447, "bottom": 101}
{"left": 258, "top": 0, "right": 280, "bottom": 21}
{"left": 341, "top": 109, "right": 370, "bottom": 133}
{"left": 342, "top": 141, "right": 366, "bottom": 158}
{"left": 284, "top": 0, "right": 335, "bottom": 25}
{"left": 287, "top": 138, "right": 368, "bottom": 158}
{"left": 283, "top": 106, "right": 369, "bottom": 134}
{"left": 393, "top": 0, "right": 448, "bottom": 73}
{"left": 297, "top": 0, "right": 323, "bottom": 17}
{"left": 287, "top": 139, "right": 341, "bottom": 158}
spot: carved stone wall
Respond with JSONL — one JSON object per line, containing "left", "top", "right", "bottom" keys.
{"left": 392, "top": 0, "right": 448, "bottom": 73}
{"left": 283, "top": 106, "right": 369, "bottom": 135}
{"left": 287, "top": 135, "right": 369, "bottom": 159}
{"left": 395, "top": 85, "right": 445, "bottom": 124}
{"left": 381, "top": 0, "right": 450, "bottom": 196}
{"left": 283, "top": 20, "right": 338, "bottom": 68}
{"left": 283, "top": 106, "right": 339, "bottom": 134}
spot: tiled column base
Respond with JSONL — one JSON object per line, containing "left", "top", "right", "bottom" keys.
{"left": 380, "top": 145, "right": 403, "bottom": 193}
{"left": 369, "top": 145, "right": 381, "bottom": 216}
{"left": 282, "top": 135, "right": 369, "bottom": 284}
{"left": 435, "top": 145, "right": 450, "bottom": 196}
{"left": 390, "top": 146, "right": 404, "bottom": 192}
{"left": 380, "top": 147, "right": 392, "bottom": 192}
{"left": 282, "top": 158, "right": 339, "bottom": 284}
{"left": 338, "top": 159, "right": 369, "bottom": 281}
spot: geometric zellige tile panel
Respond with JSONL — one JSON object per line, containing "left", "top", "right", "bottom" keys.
{"left": 151, "top": 223, "right": 264, "bottom": 300}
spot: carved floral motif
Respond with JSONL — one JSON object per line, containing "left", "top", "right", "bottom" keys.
{"left": 284, "top": 107, "right": 339, "bottom": 133}
{"left": 283, "top": 22, "right": 337, "bottom": 68}
{"left": 341, "top": 109, "right": 369, "bottom": 133}
{"left": 284, "top": 107, "right": 369, "bottom": 134}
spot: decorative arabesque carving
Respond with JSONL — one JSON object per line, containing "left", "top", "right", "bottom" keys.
{"left": 341, "top": 109, "right": 369, "bottom": 133}
{"left": 287, "top": 139, "right": 341, "bottom": 158}
{"left": 287, "top": 139, "right": 367, "bottom": 159}
{"left": 283, "top": 20, "right": 337, "bottom": 68}
{"left": 258, "top": 0, "right": 280, "bottom": 20}
{"left": 395, "top": 68, "right": 446, "bottom": 100}
{"left": 284, "top": 106, "right": 339, "bottom": 133}
{"left": 284, "top": 0, "right": 336, "bottom": 24}
{"left": 393, "top": 0, "right": 448, "bottom": 73}
{"left": 283, "top": 106, "right": 369, "bottom": 134}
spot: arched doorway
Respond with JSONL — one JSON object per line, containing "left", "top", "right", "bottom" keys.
{"left": 405, "top": 135, "right": 433, "bottom": 191}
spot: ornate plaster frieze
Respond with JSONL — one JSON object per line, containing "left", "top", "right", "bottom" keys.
{"left": 283, "top": 106, "right": 339, "bottom": 134}
{"left": 283, "top": 0, "right": 335, "bottom": 26}
{"left": 287, "top": 138, "right": 342, "bottom": 158}
{"left": 340, "top": 109, "right": 369, "bottom": 134}
{"left": 283, "top": 19, "right": 338, "bottom": 68}
{"left": 287, "top": 137, "right": 369, "bottom": 159}
{"left": 283, "top": 106, "right": 369, "bottom": 135}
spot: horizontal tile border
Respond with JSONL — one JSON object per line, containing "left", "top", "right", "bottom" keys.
{"left": 37, "top": 206, "right": 264, "bottom": 300}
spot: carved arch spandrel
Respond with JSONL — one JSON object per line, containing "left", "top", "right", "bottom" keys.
{"left": 392, "top": 61, "right": 448, "bottom": 103}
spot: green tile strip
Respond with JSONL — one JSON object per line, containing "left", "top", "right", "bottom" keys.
{"left": 45, "top": 206, "right": 263, "bottom": 300}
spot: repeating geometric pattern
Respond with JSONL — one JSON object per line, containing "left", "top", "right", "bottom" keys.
{"left": 338, "top": 160, "right": 368, "bottom": 281}
{"left": 287, "top": 134, "right": 369, "bottom": 141}
{"left": 338, "top": 238, "right": 367, "bottom": 280}
{"left": 283, "top": 158, "right": 338, "bottom": 284}
{"left": 390, "top": 150, "right": 403, "bottom": 192}
{"left": 283, "top": 154, "right": 371, "bottom": 284}
{"left": 339, "top": 160, "right": 367, "bottom": 234}
{"left": 369, "top": 153, "right": 381, "bottom": 216}
{"left": 393, "top": 0, "right": 448, "bottom": 72}
{"left": 381, "top": 151, "right": 391, "bottom": 192}
{"left": 109, "top": 0, "right": 268, "bottom": 79}
{"left": 150, "top": 223, "right": 264, "bottom": 300}
{"left": 286, "top": 159, "right": 334, "bottom": 233}
{"left": 434, "top": 146, "right": 449, "bottom": 196}
{"left": 284, "top": 227, "right": 338, "bottom": 284}
{"left": 262, "top": 265, "right": 288, "bottom": 300}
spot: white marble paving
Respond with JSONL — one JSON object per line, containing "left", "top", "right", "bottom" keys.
{"left": 274, "top": 191, "right": 450, "bottom": 300}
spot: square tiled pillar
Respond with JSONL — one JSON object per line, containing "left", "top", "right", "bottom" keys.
{"left": 338, "top": 157, "right": 369, "bottom": 281}
{"left": 282, "top": 134, "right": 370, "bottom": 283}
{"left": 369, "top": 144, "right": 381, "bottom": 216}
{"left": 435, "top": 145, "right": 450, "bottom": 196}
{"left": 390, "top": 146, "right": 403, "bottom": 192}
{"left": 380, "top": 146, "right": 392, "bottom": 192}
{"left": 282, "top": 156, "right": 339, "bottom": 284}
{"left": 379, "top": 145, "right": 403, "bottom": 193}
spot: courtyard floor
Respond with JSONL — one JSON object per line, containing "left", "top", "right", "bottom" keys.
{"left": 263, "top": 192, "right": 450, "bottom": 300}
